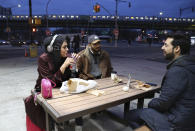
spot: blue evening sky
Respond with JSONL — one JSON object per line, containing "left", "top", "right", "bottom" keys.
{"left": 1, "top": 0, "right": 195, "bottom": 18}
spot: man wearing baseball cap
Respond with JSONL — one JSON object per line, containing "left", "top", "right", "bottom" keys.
{"left": 77, "top": 34, "right": 113, "bottom": 80}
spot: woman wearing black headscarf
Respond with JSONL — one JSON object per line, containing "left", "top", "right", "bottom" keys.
{"left": 25, "top": 34, "right": 80, "bottom": 131}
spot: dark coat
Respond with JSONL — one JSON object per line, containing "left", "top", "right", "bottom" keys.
{"left": 25, "top": 53, "right": 71, "bottom": 129}
{"left": 77, "top": 46, "right": 112, "bottom": 80}
{"left": 35, "top": 53, "right": 71, "bottom": 92}
{"left": 140, "top": 55, "right": 195, "bottom": 131}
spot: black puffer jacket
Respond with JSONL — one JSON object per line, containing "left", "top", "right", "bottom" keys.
{"left": 141, "top": 55, "right": 195, "bottom": 131}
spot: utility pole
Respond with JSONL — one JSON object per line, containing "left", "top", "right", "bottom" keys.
{"left": 29, "top": 0, "right": 33, "bottom": 44}
{"left": 114, "top": 0, "right": 119, "bottom": 47}
{"left": 46, "top": 0, "right": 52, "bottom": 29}
{"left": 94, "top": 0, "right": 130, "bottom": 47}
{"left": 114, "top": 0, "right": 130, "bottom": 47}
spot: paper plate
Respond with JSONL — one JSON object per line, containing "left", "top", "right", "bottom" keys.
{"left": 60, "top": 78, "right": 97, "bottom": 94}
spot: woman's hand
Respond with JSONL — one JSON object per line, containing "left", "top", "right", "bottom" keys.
{"left": 63, "top": 57, "right": 75, "bottom": 68}
{"left": 60, "top": 53, "right": 80, "bottom": 74}
{"left": 71, "top": 53, "right": 80, "bottom": 61}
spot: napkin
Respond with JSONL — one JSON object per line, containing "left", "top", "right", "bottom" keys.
{"left": 86, "top": 89, "right": 105, "bottom": 96}
{"left": 133, "top": 84, "right": 152, "bottom": 91}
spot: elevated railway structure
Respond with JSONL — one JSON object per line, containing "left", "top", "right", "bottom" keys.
{"left": 0, "top": 14, "right": 195, "bottom": 30}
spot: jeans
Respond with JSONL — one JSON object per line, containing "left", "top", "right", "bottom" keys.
{"left": 125, "top": 109, "right": 145, "bottom": 129}
{"left": 75, "top": 117, "right": 83, "bottom": 126}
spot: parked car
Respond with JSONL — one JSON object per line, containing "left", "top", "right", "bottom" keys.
{"left": 146, "top": 33, "right": 159, "bottom": 42}
{"left": 191, "top": 36, "right": 195, "bottom": 46}
{"left": 19, "top": 40, "right": 26, "bottom": 45}
{"left": 82, "top": 35, "right": 88, "bottom": 44}
{"left": 0, "top": 39, "right": 10, "bottom": 45}
{"left": 99, "top": 35, "right": 112, "bottom": 42}
{"left": 10, "top": 40, "right": 22, "bottom": 47}
{"left": 25, "top": 40, "right": 39, "bottom": 46}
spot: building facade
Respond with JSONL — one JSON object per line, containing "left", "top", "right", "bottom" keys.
{"left": 0, "top": 5, "right": 12, "bottom": 16}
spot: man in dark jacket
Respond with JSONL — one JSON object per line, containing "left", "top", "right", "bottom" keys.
{"left": 126, "top": 33, "right": 195, "bottom": 131}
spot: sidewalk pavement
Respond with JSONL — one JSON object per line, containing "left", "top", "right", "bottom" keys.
{"left": 0, "top": 42, "right": 194, "bottom": 131}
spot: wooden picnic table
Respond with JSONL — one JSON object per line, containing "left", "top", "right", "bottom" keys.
{"left": 33, "top": 76, "right": 160, "bottom": 131}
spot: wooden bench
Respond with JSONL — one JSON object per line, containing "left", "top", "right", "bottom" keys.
{"left": 135, "top": 125, "right": 151, "bottom": 131}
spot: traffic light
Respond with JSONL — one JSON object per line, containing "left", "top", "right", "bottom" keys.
{"left": 32, "top": 27, "right": 36, "bottom": 32}
{"left": 94, "top": 4, "right": 100, "bottom": 13}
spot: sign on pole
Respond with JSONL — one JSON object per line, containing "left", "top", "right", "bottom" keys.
{"left": 46, "top": 29, "right": 51, "bottom": 36}
{"left": 114, "top": 29, "right": 119, "bottom": 36}
{"left": 113, "top": 29, "right": 119, "bottom": 40}
{"left": 81, "top": 30, "right": 84, "bottom": 37}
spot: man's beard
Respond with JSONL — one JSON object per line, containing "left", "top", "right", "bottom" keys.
{"left": 165, "top": 50, "right": 175, "bottom": 61}
{"left": 91, "top": 47, "right": 101, "bottom": 54}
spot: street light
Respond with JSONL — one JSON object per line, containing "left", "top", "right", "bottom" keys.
{"left": 114, "top": 0, "right": 131, "bottom": 47}
{"left": 6, "top": 4, "right": 21, "bottom": 9}
{"left": 159, "top": 11, "right": 163, "bottom": 16}
{"left": 114, "top": 0, "right": 119, "bottom": 47}
{"left": 46, "top": 0, "right": 52, "bottom": 29}
{"left": 158, "top": 11, "right": 164, "bottom": 26}
{"left": 93, "top": 1, "right": 130, "bottom": 47}
{"left": 17, "top": 4, "right": 21, "bottom": 8}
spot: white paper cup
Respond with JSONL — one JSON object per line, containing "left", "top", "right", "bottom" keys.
{"left": 111, "top": 73, "right": 117, "bottom": 80}
{"left": 122, "top": 86, "right": 129, "bottom": 92}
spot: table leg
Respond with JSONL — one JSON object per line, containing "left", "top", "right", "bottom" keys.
{"left": 46, "top": 112, "right": 52, "bottom": 131}
{"left": 124, "top": 101, "right": 130, "bottom": 119}
{"left": 137, "top": 98, "right": 144, "bottom": 109}
{"left": 54, "top": 123, "right": 59, "bottom": 131}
